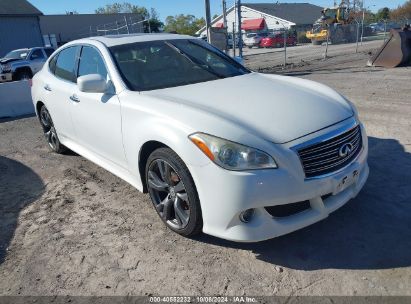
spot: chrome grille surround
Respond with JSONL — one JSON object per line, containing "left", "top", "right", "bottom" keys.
{"left": 296, "top": 124, "right": 363, "bottom": 179}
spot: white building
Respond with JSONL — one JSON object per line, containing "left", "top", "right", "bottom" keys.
{"left": 197, "top": 3, "right": 323, "bottom": 37}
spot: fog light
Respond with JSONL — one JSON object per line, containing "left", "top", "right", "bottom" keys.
{"left": 239, "top": 209, "right": 255, "bottom": 223}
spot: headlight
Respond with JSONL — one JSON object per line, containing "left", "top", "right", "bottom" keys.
{"left": 189, "top": 133, "right": 278, "bottom": 171}
{"left": 1, "top": 64, "right": 11, "bottom": 72}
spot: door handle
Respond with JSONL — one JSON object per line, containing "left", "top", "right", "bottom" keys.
{"left": 69, "top": 94, "right": 80, "bottom": 102}
{"left": 44, "top": 85, "right": 52, "bottom": 91}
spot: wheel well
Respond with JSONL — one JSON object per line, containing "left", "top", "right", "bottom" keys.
{"left": 15, "top": 67, "right": 33, "bottom": 75}
{"left": 35, "top": 101, "right": 45, "bottom": 116}
{"left": 139, "top": 141, "right": 168, "bottom": 193}
{"left": 36, "top": 101, "right": 44, "bottom": 116}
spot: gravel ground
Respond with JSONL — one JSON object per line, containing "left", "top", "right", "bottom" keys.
{"left": 0, "top": 42, "right": 411, "bottom": 296}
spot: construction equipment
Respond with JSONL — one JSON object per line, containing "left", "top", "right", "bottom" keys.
{"left": 367, "top": 27, "right": 411, "bottom": 68}
{"left": 306, "top": 0, "right": 357, "bottom": 45}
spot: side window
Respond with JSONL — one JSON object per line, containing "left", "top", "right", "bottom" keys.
{"left": 49, "top": 54, "right": 58, "bottom": 74}
{"left": 44, "top": 48, "right": 55, "bottom": 58}
{"left": 78, "top": 46, "right": 108, "bottom": 79}
{"left": 55, "top": 46, "right": 78, "bottom": 82}
{"left": 30, "top": 49, "right": 45, "bottom": 60}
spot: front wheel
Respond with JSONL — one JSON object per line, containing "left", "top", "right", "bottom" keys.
{"left": 13, "top": 69, "right": 32, "bottom": 81}
{"left": 39, "top": 105, "right": 67, "bottom": 154}
{"left": 146, "top": 148, "right": 203, "bottom": 237}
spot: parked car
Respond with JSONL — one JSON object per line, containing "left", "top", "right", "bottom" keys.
{"left": 243, "top": 32, "right": 268, "bottom": 48}
{"left": 227, "top": 33, "right": 239, "bottom": 49}
{"left": 0, "top": 47, "right": 55, "bottom": 82}
{"left": 260, "top": 33, "right": 297, "bottom": 48}
{"left": 31, "top": 34, "right": 369, "bottom": 242}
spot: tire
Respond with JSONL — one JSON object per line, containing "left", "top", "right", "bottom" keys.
{"left": 145, "top": 148, "right": 203, "bottom": 237}
{"left": 38, "top": 105, "right": 67, "bottom": 154}
{"left": 14, "top": 69, "right": 32, "bottom": 81}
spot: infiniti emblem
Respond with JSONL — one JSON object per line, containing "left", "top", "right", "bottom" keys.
{"left": 339, "top": 143, "right": 354, "bottom": 158}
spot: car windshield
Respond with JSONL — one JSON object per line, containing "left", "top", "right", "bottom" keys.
{"left": 110, "top": 39, "right": 250, "bottom": 91}
{"left": 4, "top": 50, "right": 28, "bottom": 60}
{"left": 246, "top": 33, "right": 257, "bottom": 38}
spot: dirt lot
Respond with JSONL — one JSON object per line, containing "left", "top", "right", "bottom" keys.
{"left": 1, "top": 42, "right": 411, "bottom": 297}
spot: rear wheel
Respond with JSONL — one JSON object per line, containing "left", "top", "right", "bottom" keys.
{"left": 39, "top": 105, "right": 67, "bottom": 154}
{"left": 146, "top": 148, "right": 202, "bottom": 237}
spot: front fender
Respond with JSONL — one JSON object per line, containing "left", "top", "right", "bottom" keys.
{"left": 119, "top": 94, "right": 212, "bottom": 191}
{"left": 12, "top": 60, "right": 34, "bottom": 73}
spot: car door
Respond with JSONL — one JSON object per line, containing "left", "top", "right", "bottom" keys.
{"left": 43, "top": 46, "right": 80, "bottom": 140}
{"left": 69, "top": 45, "right": 127, "bottom": 168}
{"left": 29, "top": 49, "right": 46, "bottom": 74}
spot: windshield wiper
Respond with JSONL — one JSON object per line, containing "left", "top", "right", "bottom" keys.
{"left": 165, "top": 42, "right": 226, "bottom": 79}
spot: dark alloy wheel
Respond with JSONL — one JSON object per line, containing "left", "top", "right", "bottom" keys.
{"left": 146, "top": 148, "right": 202, "bottom": 236}
{"left": 39, "top": 105, "right": 67, "bottom": 154}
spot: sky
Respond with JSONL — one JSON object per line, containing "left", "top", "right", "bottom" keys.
{"left": 29, "top": 0, "right": 405, "bottom": 21}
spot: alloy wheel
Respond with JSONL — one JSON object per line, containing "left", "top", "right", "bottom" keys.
{"left": 147, "top": 159, "right": 190, "bottom": 230}
{"left": 39, "top": 106, "right": 58, "bottom": 151}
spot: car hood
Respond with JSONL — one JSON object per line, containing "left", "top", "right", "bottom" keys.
{"left": 0, "top": 58, "right": 22, "bottom": 64}
{"left": 143, "top": 73, "right": 353, "bottom": 143}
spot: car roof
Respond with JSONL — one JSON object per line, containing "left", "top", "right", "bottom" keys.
{"left": 79, "top": 33, "right": 195, "bottom": 47}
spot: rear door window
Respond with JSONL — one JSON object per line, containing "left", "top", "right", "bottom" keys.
{"left": 49, "top": 54, "right": 58, "bottom": 74}
{"left": 54, "top": 46, "right": 79, "bottom": 82}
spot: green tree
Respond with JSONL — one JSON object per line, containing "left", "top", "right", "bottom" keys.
{"left": 164, "top": 14, "right": 205, "bottom": 35}
{"left": 95, "top": 2, "right": 163, "bottom": 33}
{"left": 144, "top": 7, "right": 164, "bottom": 32}
{"left": 95, "top": 2, "right": 148, "bottom": 16}
{"left": 375, "top": 7, "right": 391, "bottom": 21}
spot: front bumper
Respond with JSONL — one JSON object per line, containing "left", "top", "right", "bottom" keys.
{"left": 244, "top": 41, "right": 260, "bottom": 47}
{"left": 188, "top": 120, "right": 369, "bottom": 242}
{"left": 0, "top": 72, "right": 12, "bottom": 82}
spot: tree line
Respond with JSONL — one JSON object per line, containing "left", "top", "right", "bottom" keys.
{"left": 92, "top": 1, "right": 411, "bottom": 36}
{"left": 361, "top": 1, "right": 411, "bottom": 23}
{"left": 94, "top": 2, "right": 206, "bottom": 35}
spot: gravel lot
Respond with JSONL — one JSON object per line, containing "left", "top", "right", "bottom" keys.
{"left": 1, "top": 41, "right": 411, "bottom": 296}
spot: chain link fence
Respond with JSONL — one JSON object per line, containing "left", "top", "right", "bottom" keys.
{"left": 238, "top": 18, "right": 410, "bottom": 73}
{"left": 77, "top": 15, "right": 146, "bottom": 39}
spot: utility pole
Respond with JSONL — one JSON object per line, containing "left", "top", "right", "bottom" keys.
{"left": 205, "top": 0, "right": 212, "bottom": 44}
{"left": 124, "top": 16, "right": 130, "bottom": 34}
{"left": 222, "top": 0, "right": 228, "bottom": 53}
{"left": 237, "top": 0, "right": 243, "bottom": 58}
{"left": 232, "top": 22, "right": 236, "bottom": 57}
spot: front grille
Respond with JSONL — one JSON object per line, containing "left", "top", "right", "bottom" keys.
{"left": 297, "top": 125, "right": 362, "bottom": 178}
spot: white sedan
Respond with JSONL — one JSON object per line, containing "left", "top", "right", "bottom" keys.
{"left": 31, "top": 34, "right": 369, "bottom": 242}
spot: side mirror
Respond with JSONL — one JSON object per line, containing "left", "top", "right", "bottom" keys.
{"left": 233, "top": 56, "right": 244, "bottom": 65}
{"left": 77, "top": 74, "right": 108, "bottom": 93}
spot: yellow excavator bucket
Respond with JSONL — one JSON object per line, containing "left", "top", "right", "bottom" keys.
{"left": 368, "top": 29, "right": 411, "bottom": 68}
